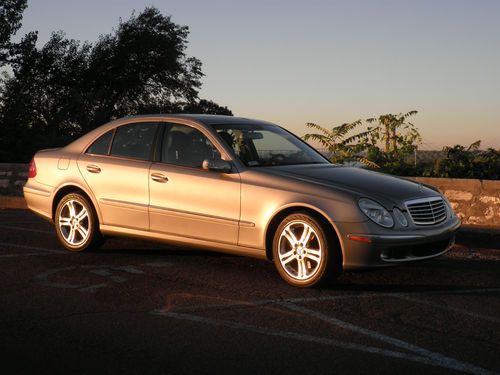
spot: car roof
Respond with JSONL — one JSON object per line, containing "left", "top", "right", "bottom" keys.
{"left": 121, "top": 114, "right": 274, "bottom": 126}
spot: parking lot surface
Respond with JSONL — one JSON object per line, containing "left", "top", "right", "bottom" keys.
{"left": 0, "top": 208, "right": 499, "bottom": 374}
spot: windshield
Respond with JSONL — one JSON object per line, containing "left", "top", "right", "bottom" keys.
{"left": 211, "top": 123, "right": 329, "bottom": 167}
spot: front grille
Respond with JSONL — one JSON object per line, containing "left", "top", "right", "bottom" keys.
{"left": 405, "top": 197, "right": 447, "bottom": 225}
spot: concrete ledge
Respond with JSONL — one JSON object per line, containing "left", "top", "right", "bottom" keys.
{"left": 456, "top": 226, "right": 500, "bottom": 250}
{"left": 0, "top": 163, "right": 28, "bottom": 196}
{"left": 0, "top": 196, "right": 28, "bottom": 209}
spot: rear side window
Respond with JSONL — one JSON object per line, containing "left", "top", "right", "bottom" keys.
{"left": 110, "top": 122, "right": 158, "bottom": 160}
{"left": 86, "top": 130, "right": 114, "bottom": 155}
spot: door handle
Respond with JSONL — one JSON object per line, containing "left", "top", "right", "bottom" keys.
{"left": 151, "top": 173, "right": 169, "bottom": 183}
{"left": 86, "top": 164, "right": 101, "bottom": 174}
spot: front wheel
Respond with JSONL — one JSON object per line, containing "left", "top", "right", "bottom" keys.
{"left": 272, "top": 212, "right": 340, "bottom": 287}
{"left": 54, "top": 193, "right": 103, "bottom": 252}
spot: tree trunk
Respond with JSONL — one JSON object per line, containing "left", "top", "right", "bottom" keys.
{"left": 385, "top": 125, "right": 390, "bottom": 152}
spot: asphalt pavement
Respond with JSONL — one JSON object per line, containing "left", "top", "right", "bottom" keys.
{"left": 0, "top": 208, "right": 499, "bottom": 374}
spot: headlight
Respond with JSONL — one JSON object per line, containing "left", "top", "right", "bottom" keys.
{"left": 393, "top": 207, "right": 408, "bottom": 227}
{"left": 358, "top": 198, "right": 394, "bottom": 228}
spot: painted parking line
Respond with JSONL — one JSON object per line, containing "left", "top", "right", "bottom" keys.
{"left": 0, "top": 224, "right": 52, "bottom": 234}
{"left": 153, "top": 287, "right": 500, "bottom": 374}
{"left": 280, "top": 302, "right": 493, "bottom": 375}
{"left": 160, "top": 288, "right": 500, "bottom": 317}
{"left": 0, "top": 252, "right": 56, "bottom": 258}
{"left": 0, "top": 242, "right": 63, "bottom": 254}
{"left": 0, "top": 220, "right": 49, "bottom": 224}
{"left": 154, "top": 309, "right": 495, "bottom": 375}
{"left": 0, "top": 212, "right": 33, "bottom": 218}
{"left": 391, "top": 294, "right": 500, "bottom": 324}
{"left": 151, "top": 288, "right": 500, "bottom": 374}
{"left": 35, "top": 262, "right": 173, "bottom": 293}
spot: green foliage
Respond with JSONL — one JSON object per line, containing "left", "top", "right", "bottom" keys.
{"left": 0, "top": 6, "right": 232, "bottom": 162}
{"left": 304, "top": 120, "right": 367, "bottom": 164}
{"left": 304, "top": 111, "right": 420, "bottom": 173}
{"left": 0, "top": 0, "right": 27, "bottom": 66}
{"left": 176, "top": 99, "right": 233, "bottom": 116}
{"left": 303, "top": 115, "right": 499, "bottom": 180}
{"left": 429, "top": 141, "right": 500, "bottom": 180}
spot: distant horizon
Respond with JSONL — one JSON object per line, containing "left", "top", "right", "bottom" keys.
{"left": 11, "top": 0, "right": 500, "bottom": 149}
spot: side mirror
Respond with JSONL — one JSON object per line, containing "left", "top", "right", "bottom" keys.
{"left": 202, "top": 159, "right": 232, "bottom": 173}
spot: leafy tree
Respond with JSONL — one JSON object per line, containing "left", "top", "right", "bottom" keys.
{"left": 304, "top": 111, "right": 420, "bottom": 172}
{"left": 303, "top": 120, "right": 377, "bottom": 167}
{"left": 363, "top": 111, "right": 421, "bottom": 174}
{"left": 430, "top": 141, "right": 500, "bottom": 179}
{"left": 81, "top": 7, "right": 205, "bottom": 131}
{"left": 0, "top": 32, "right": 91, "bottom": 160}
{"left": 0, "top": 0, "right": 27, "bottom": 66}
{"left": 0, "top": 6, "right": 232, "bottom": 162}
{"left": 366, "top": 111, "right": 420, "bottom": 153}
{"left": 176, "top": 99, "right": 233, "bottom": 115}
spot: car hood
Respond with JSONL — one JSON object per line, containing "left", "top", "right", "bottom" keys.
{"left": 264, "top": 164, "right": 439, "bottom": 207}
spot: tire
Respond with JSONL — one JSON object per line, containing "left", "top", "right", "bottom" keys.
{"left": 54, "top": 193, "right": 103, "bottom": 252}
{"left": 272, "top": 212, "right": 341, "bottom": 287}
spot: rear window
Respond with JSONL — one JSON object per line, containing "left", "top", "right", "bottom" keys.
{"left": 110, "top": 122, "right": 158, "bottom": 160}
{"left": 86, "top": 130, "right": 114, "bottom": 155}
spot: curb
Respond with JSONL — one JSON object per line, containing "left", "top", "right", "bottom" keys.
{"left": 0, "top": 196, "right": 28, "bottom": 210}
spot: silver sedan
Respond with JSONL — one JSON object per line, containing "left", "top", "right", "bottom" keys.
{"left": 24, "top": 114, "right": 460, "bottom": 287}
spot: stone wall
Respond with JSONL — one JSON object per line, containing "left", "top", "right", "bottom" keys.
{"left": 410, "top": 177, "right": 500, "bottom": 227}
{"left": 0, "top": 163, "right": 28, "bottom": 196}
{"left": 1, "top": 163, "right": 499, "bottom": 227}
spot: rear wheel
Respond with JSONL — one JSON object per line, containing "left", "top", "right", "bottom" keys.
{"left": 55, "top": 193, "right": 103, "bottom": 252}
{"left": 272, "top": 212, "right": 340, "bottom": 287}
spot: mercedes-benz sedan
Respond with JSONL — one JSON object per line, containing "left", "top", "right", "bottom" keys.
{"left": 24, "top": 114, "right": 460, "bottom": 287}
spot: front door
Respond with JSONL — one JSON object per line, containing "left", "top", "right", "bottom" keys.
{"left": 149, "top": 123, "right": 240, "bottom": 244}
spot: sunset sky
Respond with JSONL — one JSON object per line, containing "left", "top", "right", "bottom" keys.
{"left": 16, "top": 0, "right": 500, "bottom": 149}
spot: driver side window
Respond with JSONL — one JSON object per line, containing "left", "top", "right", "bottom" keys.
{"left": 161, "top": 124, "right": 220, "bottom": 168}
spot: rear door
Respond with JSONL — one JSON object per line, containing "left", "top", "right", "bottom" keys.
{"left": 78, "top": 122, "right": 158, "bottom": 231}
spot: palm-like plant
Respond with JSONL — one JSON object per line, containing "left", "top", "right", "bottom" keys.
{"left": 303, "top": 120, "right": 378, "bottom": 167}
{"left": 366, "top": 111, "right": 419, "bottom": 152}
{"left": 304, "top": 111, "right": 421, "bottom": 172}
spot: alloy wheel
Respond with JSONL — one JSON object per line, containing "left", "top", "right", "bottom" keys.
{"left": 277, "top": 220, "right": 322, "bottom": 280}
{"left": 58, "top": 199, "right": 90, "bottom": 246}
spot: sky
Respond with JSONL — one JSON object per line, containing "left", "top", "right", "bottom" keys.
{"left": 15, "top": 0, "right": 500, "bottom": 149}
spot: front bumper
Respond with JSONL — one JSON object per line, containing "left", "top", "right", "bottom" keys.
{"left": 340, "top": 217, "right": 461, "bottom": 270}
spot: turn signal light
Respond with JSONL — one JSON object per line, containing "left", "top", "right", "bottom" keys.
{"left": 347, "top": 235, "right": 372, "bottom": 243}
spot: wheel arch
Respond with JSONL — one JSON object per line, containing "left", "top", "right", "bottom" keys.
{"left": 52, "top": 183, "right": 101, "bottom": 223}
{"left": 264, "top": 204, "right": 344, "bottom": 265}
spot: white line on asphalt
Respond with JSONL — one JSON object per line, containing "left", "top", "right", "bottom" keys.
{"left": 0, "top": 220, "right": 48, "bottom": 224}
{"left": 153, "top": 310, "right": 495, "bottom": 375}
{"left": 279, "top": 302, "right": 493, "bottom": 375}
{"left": 0, "top": 224, "right": 52, "bottom": 234}
{"left": 0, "top": 242, "right": 63, "bottom": 254}
{"left": 391, "top": 295, "right": 500, "bottom": 324}
{"left": 0, "top": 252, "right": 55, "bottom": 258}
{"left": 163, "top": 288, "right": 500, "bottom": 314}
